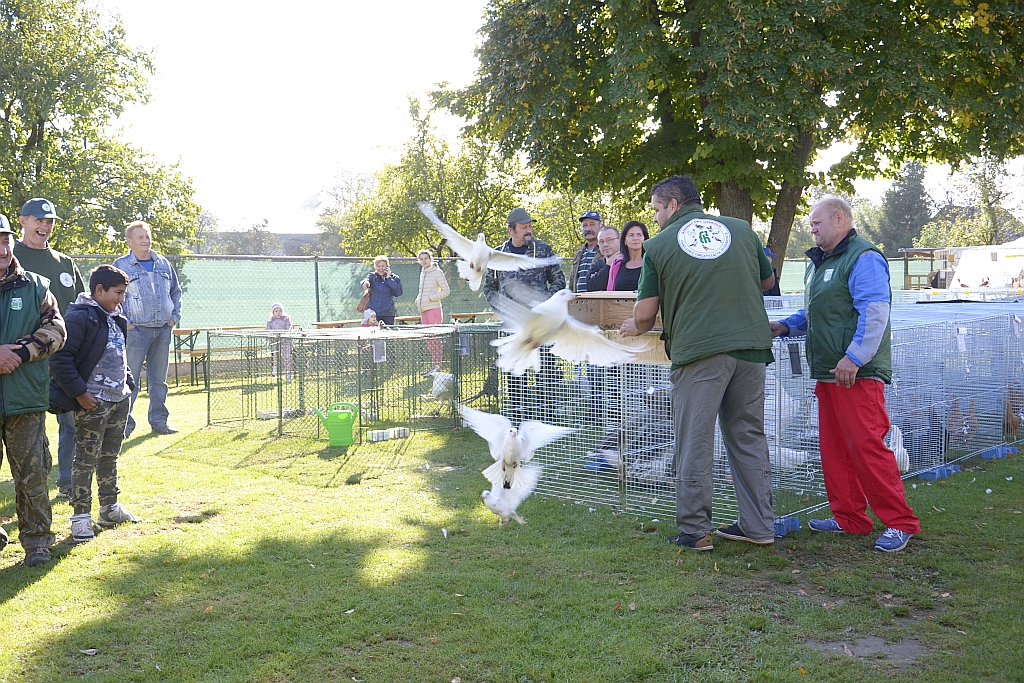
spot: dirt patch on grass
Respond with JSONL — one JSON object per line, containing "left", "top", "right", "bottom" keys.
{"left": 805, "top": 635, "right": 925, "bottom": 667}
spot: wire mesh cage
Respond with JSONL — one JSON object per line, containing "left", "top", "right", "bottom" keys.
{"left": 206, "top": 326, "right": 461, "bottom": 439}
{"left": 510, "top": 309, "right": 1024, "bottom": 527}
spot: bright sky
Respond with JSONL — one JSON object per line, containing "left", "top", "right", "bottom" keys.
{"left": 103, "top": 1, "right": 1021, "bottom": 234}
{"left": 104, "top": 0, "right": 488, "bottom": 233}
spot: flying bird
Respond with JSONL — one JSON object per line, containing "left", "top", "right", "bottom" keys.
{"left": 459, "top": 404, "right": 574, "bottom": 489}
{"left": 481, "top": 464, "right": 542, "bottom": 526}
{"left": 416, "top": 201, "right": 561, "bottom": 291}
{"left": 490, "top": 289, "right": 646, "bottom": 375}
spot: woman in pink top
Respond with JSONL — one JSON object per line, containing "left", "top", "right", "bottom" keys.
{"left": 415, "top": 249, "right": 450, "bottom": 371}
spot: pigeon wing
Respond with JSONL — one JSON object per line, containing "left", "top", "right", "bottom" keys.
{"left": 518, "top": 421, "right": 575, "bottom": 463}
{"left": 416, "top": 202, "right": 476, "bottom": 258}
{"left": 488, "top": 251, "right": 563, "bottom": 272}
{"left": 548, "top": 318, "right": 643, "bottom": 366}
{"left": 459, "top": 404, "right": 512, "bottom": 461}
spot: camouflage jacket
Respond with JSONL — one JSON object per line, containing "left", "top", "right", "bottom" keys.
{"left": 483, "top": 238, "right": 566, "bottom": 307}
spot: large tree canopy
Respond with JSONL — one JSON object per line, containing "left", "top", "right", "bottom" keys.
{"left": 444, "top": 0, "right": 1024, "bottom": 274}
{"left": 0, "top": 0, "right": 199, "bottom": 254}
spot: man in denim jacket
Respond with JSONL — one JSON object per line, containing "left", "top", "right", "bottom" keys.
{"left": 112, "top": 221, "right": 182, "bottom": 436}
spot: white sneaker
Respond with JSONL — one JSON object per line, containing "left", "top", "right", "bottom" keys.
{"left": 97, "top": 503, "right": 140, "bottom": 527}
{"left": 71, "top": 514, "right": 95, "bottom": 543}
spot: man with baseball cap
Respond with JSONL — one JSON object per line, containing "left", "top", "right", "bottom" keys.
{"left": 570, "top": 210, "right": 603, "bottom": 293}
{"left": 16, "top": 198, "right": 86, "bottom": 499}
{"left": 483, "top": 207, "right": 565, "bottom": 420}
{"left": 0, "top": 212, "right": 67, "bottom": 566}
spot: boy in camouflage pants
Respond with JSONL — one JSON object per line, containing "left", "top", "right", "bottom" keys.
{"left": 49, "top": 265, "right": 139, "bottom": 542}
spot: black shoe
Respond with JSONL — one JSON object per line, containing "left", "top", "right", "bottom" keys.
{"left": 24, "top": 548, "right": 52, "bottom": 567}
{"left": 716, "top": 523, "right": 774, "bottom": 545}
{"left": 55, "top": 488, "right": 70, "bottom": 500}
{"left": 668, "top": 530, "right": 714, "bottom": 551}
{"left": 0, "top": 526, "right": 7, "bottom": 552}
{"left": 152, "top": 425, "right": 178, "bottom": 435}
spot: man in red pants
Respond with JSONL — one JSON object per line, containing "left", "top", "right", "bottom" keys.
{"left": 770, "top": 197, "right": 920, "bottom": 552}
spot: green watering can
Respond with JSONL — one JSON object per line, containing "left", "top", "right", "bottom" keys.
{"left": 312, "top": 402, "right": 358, "bottom": 447}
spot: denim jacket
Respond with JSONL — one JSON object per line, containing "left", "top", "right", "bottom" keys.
{"left": 112, "top": 251, "right": 182, "bottom": 327}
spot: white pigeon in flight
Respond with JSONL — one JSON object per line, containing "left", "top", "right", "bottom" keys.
{"left": 481, "top": 464, "right": 542, "bottom": 526}
{"left": 459, "top": 404, "right": 574, "bottom": 489}
{"left": 490, "top": 289, "right": 646, "bottom": 375}
{"left": 416, "top": 201, "right": 561, "bottom": 291}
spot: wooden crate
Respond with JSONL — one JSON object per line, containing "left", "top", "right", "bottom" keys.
{"left": 568, "top": 291, "right": 663, "bottom": 331}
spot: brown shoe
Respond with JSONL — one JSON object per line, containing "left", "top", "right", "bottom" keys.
{"left": 668, "top": 530, "right": 714, "bottom": 551}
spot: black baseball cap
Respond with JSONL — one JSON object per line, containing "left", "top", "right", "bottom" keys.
{"left": 0, "top": 214, "right": 13, "bottom": 235}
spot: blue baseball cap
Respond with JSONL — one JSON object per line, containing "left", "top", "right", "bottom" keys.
{"left": 579, "top": 211, "right": 601, "bottom": 222}
{"left": 20, "top": 198, "right": 60, "bottom": 220}
{"left": 764, "top": 246, "right": 777, "bottom": 259}
{"left": 0, "top": 214, "right": 12, "bottom": 235}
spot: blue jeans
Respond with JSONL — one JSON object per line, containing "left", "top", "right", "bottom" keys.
{"left": 56, "top": 411, "right": 76, "bottom": 492}
{"left": 125, "top": 324, "right": 172, "bottom": 435}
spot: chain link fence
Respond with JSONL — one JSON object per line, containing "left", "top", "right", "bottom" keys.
{"left": 64, "top": 254, "right": 947, "bottom": 330}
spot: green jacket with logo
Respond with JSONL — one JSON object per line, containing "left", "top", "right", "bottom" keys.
{"left": 1, "top": 267, "right": 56, "bottom": 416}
{"left": 641, "top": 204, "right": 773, "bottom": 368}
{"left": 803, "top": 234, "right": 892, "bottom": 383}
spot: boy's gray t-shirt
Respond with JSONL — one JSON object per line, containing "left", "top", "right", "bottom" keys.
{"left": 81, "top": 297, "right": 131, "bottom": 402}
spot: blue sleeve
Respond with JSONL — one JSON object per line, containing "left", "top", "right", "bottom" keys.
{"left": 846, "top": 251, "right": 891, "bottom": 367}
{"left": 388, "top": 275, "right": 403, "bottom": 296}
{"left": 778, "top": 310, "right": 807, "bottom": 336}
{"left": 169, "top": 259, "right": 182, "bottom": 322}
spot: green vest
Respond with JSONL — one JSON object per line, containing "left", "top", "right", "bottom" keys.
{"left": 0, "top": 270, "right": 51, "bottom": 416}
{"left": 804, "top": 234, "right": 892, "bottom": 383}
{"left": 643, "top": 205, "right": 773, "bottom": 368}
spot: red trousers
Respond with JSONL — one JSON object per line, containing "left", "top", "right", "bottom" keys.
{"left": 815, "top": 380, "right": 921, "bottom": 535}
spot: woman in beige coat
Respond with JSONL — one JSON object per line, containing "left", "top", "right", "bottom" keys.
{"left": 415, "top": 249, "right": 451, "bottom": 370}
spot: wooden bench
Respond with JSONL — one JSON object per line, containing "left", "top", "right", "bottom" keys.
{"left": 313, "top": 319, "right": 364, "bottom": 329}
{"left": 451, "top": 311, "right": 494, "bottom": 323}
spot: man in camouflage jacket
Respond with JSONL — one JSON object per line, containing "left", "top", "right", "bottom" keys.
{"left": 482, "top": 208, "right": 566, "bottom": 417}
{"left": 482, "top": 207, "right": 565, "bottom": 306}
{"left": 0, "top": 216, "right": 66, "bottom": 567}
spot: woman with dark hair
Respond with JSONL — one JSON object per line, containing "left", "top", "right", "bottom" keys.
{"left": 588, "top": 221, "right": 649, "bottom": 291}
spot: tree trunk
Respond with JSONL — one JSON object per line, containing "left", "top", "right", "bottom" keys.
{"left": 767, "top": 180, "right": 804, "bottom": 277}
{"left": 766, "top": 128, "right": 816, "bottom": 280}
{"left": 714, "top": 181, "right": 753, "bottom": 225}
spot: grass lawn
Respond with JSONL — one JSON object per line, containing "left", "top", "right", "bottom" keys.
{"left": 1, "top": 386, "right": 1022, "bottom": 682}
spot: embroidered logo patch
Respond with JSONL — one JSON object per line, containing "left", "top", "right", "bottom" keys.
{"left": 677, "top": 219, "right": 732, "bottom": 260}
{"left": 60, "top": 272, "right": 74, "bottom": 287}
{"left": 11, "top": 297, "right": 22, "bottom": 310}
{"left": 823, "top": 268, "right": 835, "bottom": 283}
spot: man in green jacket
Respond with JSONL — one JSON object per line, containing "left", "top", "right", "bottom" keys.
{"left": 0, "top": 215, "right": 67, "bottom": 567}
{"left": 771, "top": 197, "right": 920, "bottom": 553}
{"left": 621, "top": 176, "right": 777, "bottom": 551}
{"left": 16, "top": 197, "right": 85, "bottom": 498}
